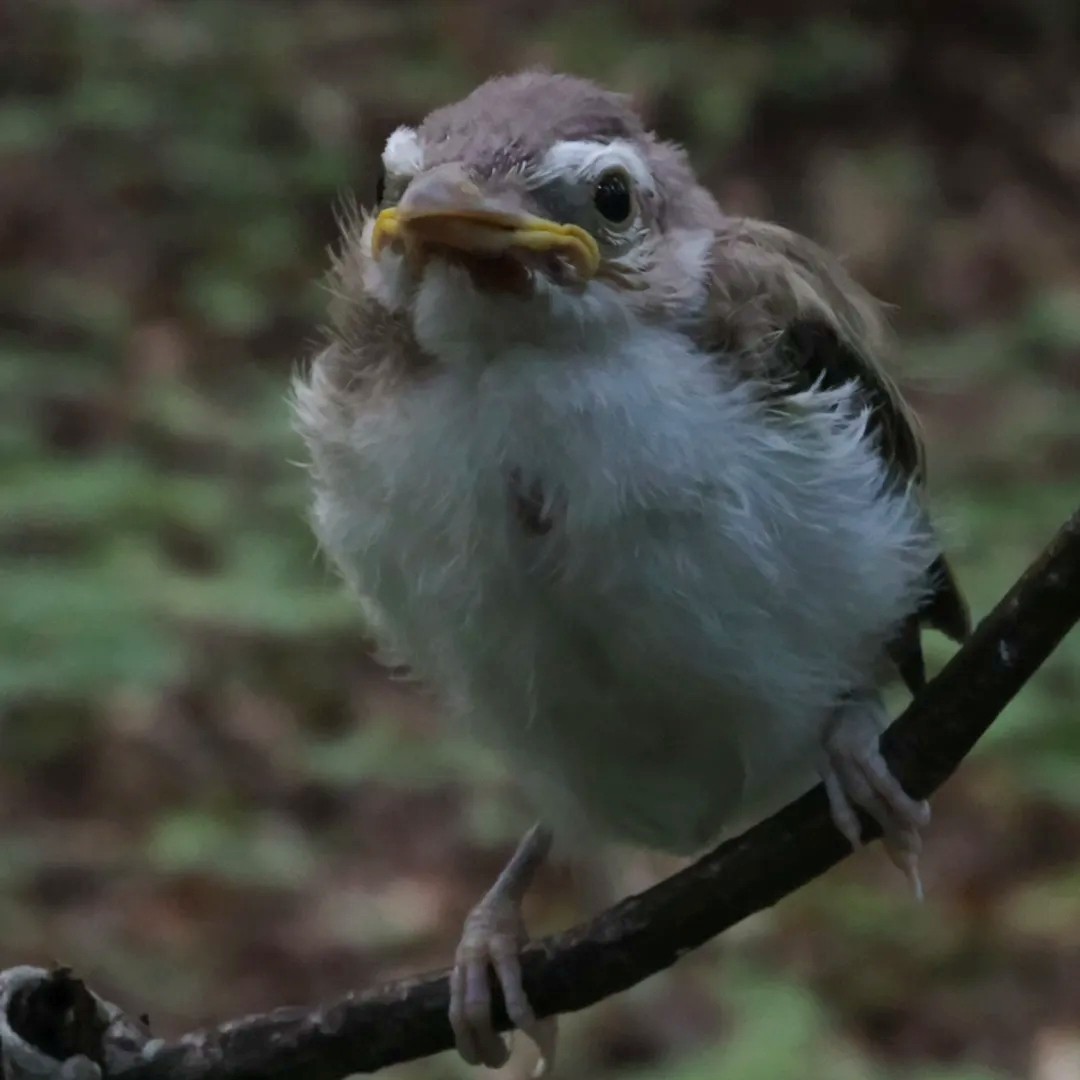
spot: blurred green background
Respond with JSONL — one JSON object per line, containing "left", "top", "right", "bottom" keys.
{"left": 1, "top": 3, "right": 1078, "bottom": 1078}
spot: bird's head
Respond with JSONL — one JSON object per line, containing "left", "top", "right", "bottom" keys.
{"left": 352, "top": 72, "right": 720, "bottom": 365}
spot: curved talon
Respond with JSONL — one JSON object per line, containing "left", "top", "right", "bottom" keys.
{"left": 450, "top": 903, "right": 557, "bottom": 1072}
{"left": 821, "top": 694, "right": 930, "bottom": 898}
{"left": 449, "top": 825, "right": 556, "bottom": 1072}
{"left": 450, "top": 951, "right": 509, "bottom": 1066}
{"left": 822, "top": 769, "right": 863, "bottom": 850}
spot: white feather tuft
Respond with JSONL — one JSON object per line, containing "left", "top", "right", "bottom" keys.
{"left": 382, "top": 126, "right": 424, "bottom": 177}
{"left": 297, "top": 322, "right": 937, "bottom": 856}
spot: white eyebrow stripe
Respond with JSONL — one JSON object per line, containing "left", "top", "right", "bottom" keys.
{"left": 382, "top": 126, "right": 423, "bottom": 175}
{"left": 533, "top": 138, "right": 654, "bottom": 193}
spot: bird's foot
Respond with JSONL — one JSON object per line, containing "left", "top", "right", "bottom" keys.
{"left": 449, "top": 823, "right": 557, "bottom": 1075}
{"left": 820, "top": 692, "right": 931, "bottom": 899}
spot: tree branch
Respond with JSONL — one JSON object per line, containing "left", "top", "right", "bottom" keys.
{"left": 3, "top": 506, "right": 1078, "bottom": 1080}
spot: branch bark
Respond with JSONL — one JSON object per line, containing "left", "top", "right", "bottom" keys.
{"left": 3, "top": 506, "right": 1078, "bottom": 1080}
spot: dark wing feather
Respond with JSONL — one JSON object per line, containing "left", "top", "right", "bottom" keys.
{"left": 774, "top": 320, "right": 924, "bottom": 481}
{"left": 774, "top": 319, "right": 970, "bottom": 692}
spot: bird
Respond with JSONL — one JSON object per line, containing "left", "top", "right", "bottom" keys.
{"left": 293, "top": 71, "right": 969, "bottom": 1073}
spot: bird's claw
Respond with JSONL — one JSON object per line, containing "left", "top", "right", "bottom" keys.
{"left": 450, "top": 891, "right": 557, "bottom": 1074}
{"left": 821, "top": 696, "right": 931, "bottom": 899}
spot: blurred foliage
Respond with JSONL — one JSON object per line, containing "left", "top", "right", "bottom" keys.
{"left": 1, "top": 2, "right": 1078, "bottom": 1079}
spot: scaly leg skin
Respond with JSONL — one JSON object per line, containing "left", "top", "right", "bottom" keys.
{"left": 820, "top": 690, "right": 931, "bottom": 899}
{"left": 449, "top": 822, "right": 557, "bottom": 1075}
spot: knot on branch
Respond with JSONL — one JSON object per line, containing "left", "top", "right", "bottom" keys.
{"left": 0, "top": 968, "right": 151, "bottom": 1080}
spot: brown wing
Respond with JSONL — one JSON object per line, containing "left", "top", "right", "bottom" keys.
{"left": 696, "top": 219, "right": 968, "bottom": 693}
{"left": 773, "top": 318, "right": 971, "bottom": 692}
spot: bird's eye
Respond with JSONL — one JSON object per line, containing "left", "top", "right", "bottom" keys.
{"left": 593, "top": 169, "right": 633, "bottom": 224}
{"left": 375, "top": 165, "right": 386, "bottom": 206}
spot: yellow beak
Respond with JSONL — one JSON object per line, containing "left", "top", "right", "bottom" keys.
{"left": 370, "top": 165, "right": 599, "bottom": 280}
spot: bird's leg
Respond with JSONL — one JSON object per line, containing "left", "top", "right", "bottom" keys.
{"left": 819, "top": 689, "right": 931, "bottom": 899}
{"left": 450, "top": 822, "right": 557, "bottom": 1074}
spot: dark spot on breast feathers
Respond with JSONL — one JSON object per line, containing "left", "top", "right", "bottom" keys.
{"left": 508, "top": 468, "right": 557, "bottom": 536}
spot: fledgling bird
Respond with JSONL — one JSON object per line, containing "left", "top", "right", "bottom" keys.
{"left": 294, "top": 71, "right": 969, "bottom": 1071}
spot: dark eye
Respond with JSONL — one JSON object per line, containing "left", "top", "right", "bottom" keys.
{"left": 593, "top": 169, "right": 632, "bottom": 223}
{"left": 375, "top": 165, "right": 386, "bottom": 205}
